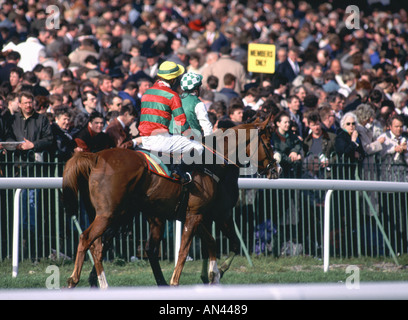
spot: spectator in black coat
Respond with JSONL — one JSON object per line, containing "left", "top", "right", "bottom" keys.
{"left": 5, "top": 91, "right": 53, "bottom": 153}
{"left": 335, "top": 111, "right": 365, "bottom": 179}
{"left": 3, "top": 91, "right": 53, "bottom": 233}
{"left": 336, "top": 112, "right": 365, "bottom": 162}
{"left": 51, "top": 109, "right": 79, "bottom": 161}
{"left": 276, "top": 47, "right": 301, "bottom": 82}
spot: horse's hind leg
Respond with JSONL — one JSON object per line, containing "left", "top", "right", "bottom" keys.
{"left": 197, "top": 222, "right": 220, "bottom": 285}
{"left": 67, "top": 215, "right": 109, "bottom": 288}
{"left": 146, "top": 217, "right": 167, "bottom": 286}
{"left": 88, "top": 232, "right": 116, "bottom": 288}
{"left": 218, "top": 215, "right": 239, "bottom": 279}
{"left": 199, "top": 219, "right": 212, "bottom": 284}
{"left": 89, "top": 237, "right": 109, "bottom": 289}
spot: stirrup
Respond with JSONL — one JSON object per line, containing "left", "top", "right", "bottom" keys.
{"left": 172, "top": 171, "right": 192, "bottom": 184}
{"left": 184, "top": 172, "right": 192, "bottom": 184}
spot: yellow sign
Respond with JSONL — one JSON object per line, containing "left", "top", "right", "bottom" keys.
{"left": 247, "top": 43, "right": 276, "bottom": 74}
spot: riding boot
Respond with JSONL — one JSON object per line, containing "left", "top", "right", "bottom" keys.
{"left": 171, "top": 162, "right": 192, "bottom": 184}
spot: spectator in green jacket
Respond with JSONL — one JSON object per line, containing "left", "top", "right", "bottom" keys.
{"left": 271, "top": 110, "right": 303, "bottom": 178}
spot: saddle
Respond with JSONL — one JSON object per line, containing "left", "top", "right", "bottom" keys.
{"left": 135, "top": 148, "right": 221, "bottom": 183}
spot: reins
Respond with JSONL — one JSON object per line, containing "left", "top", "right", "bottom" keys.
{"left": 200, "top": 140, "right": 240, "bottom": 168}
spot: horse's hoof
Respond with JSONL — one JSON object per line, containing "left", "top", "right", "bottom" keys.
{"left": 200, "top": 275, "right": 209, "bottom": 284}
{"left": 208, "top": 271, "right": 220, "bottom": 285}
{"left": 67, "top": 277, "right": 78, "bottom": 289}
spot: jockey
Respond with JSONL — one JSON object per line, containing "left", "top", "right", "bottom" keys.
{"left": 138, "top": 61, "right": 204, "bottom": 183}
{"left": 170, "top": 72, "right": 213, "bottom": 137}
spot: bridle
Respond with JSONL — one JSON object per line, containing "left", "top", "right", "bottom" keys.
{"left": 255, "top": 127, "right": 280, "bottom": 177}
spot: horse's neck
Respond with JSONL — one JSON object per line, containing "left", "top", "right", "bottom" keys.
{"left": 204, "top": 129, "right": 236, "bottom": 160}
{"left": 205, "top": 127, "right": 252, "bottom": 164}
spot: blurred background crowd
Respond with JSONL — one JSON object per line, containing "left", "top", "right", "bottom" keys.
{"left": 0, "top": 0, "right": 407, "bottom": 180}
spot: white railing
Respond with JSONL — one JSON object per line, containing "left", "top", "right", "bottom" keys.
{"left": 0, "top": 178, "right": 62, "bottom": 277}
{"left": 2, "top": 282, "right": 408, "bottom": 299}
{"left": 2, "top": 177, "right": 408, "bottom": 277}
{"left": 238, "top": 178, "right": 408, "bottom": 271}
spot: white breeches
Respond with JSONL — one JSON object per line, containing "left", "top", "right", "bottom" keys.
{"left": 141, "top": 133, "right": 204, "bottom": 159}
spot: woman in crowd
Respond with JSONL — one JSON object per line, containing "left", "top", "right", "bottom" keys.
{"left": 335, "top": 111, "right": 365, "bottom": 179}
{"left": 334, "top": 112, "right": 366, "bottom": 256}
{"left": 271, "top": 110, "right": 303, "bottom": 178}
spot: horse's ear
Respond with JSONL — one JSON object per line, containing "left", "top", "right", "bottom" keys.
{"left": 258, "top": 113, "right": 273, "bottom": 130}
{"left": 253, "top": 116, "right": 261, "bottom": 123}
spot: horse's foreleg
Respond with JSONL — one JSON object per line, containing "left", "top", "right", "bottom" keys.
{"left": 200, "top": 258, "right": 209, "bottom": 284}
{"left": 67, "top": 216, "right": 109, "bottom": 288}
{"left": 218, "top": 215, "right": 239, "bottom": 279}
{"left": 146, "top": 217, "right": 167, "bottom": 286}
{"left": 170, "top": 214, "right": 203, "bottom": 286}
{"left": 199, "top": 220, "right": 211, "bottom": 284}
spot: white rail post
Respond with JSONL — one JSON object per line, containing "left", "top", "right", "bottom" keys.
{"left": 323, "top": 190, "right": 333, "bottom": 273}
{"left": 12, "top": 189, "right": 22, "bottom": 278}
{"left": 174, "top": 220, "right": 182, "bottom": 266}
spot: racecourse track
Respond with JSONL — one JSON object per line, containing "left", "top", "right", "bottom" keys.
{"left": 0, "top": 282, "right": 408, "bottom": 300}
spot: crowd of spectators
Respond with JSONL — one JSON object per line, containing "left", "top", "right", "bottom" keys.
{"left": 1, "top": 0, "right": 408, "bottom": 259}
{"left": 0, "top": 0, "right": 407, "bottom": 183}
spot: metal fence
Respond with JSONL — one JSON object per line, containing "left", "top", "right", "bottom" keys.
{"left": 1, "top": 151, "right": 407, "bottom": 264}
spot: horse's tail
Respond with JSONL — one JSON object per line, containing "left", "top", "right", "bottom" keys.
{"left": 62, "top": 152, "right": 98, "bottom": 220}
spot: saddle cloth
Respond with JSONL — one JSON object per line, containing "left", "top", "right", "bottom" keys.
{"left": 136, "top": 149, "right": 177, "bottom": 181}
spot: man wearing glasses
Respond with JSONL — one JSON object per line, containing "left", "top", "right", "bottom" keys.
{"left": 4, "top": 91, "right": 53, "bottom": 152}
{"left": 80, "top": 91, "right": 98, "bottom": 115}
{"left": 105, "top": 95, "right": 123, "bottom": 113}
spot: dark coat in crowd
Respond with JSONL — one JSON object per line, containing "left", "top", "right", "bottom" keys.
{"left": 51, "top": 123, "right": 77, "bottom": 161}
{"left": 303, "top": 130, "right": 337, "bottom": 158}
{"left": 334, "top": 129, "right": 366, "bottom": 179}
{"left": 74, "top": 125, "right": 114, "bottom": 153}
{"left": 7, "top": 111, "right": 53, "bottom": 152}
{"left": 335, "top": 129, "right": 365, "bottom": 163}
{"left": 271, "top": 130, "right": 303, "bottom": 177}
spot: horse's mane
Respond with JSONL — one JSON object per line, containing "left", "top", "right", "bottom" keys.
{"left": 201, "top": 120, "right": 263, "bottom": 163}
{"left": 206, "top": 119, "right": 260, "bottom": 140}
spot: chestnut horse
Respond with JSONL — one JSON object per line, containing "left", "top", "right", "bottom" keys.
{"left": 62, "top": 115, "right": 280, "bottom": 288}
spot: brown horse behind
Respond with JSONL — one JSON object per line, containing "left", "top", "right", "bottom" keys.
{"left": 62, "top": 116, "right": 280, "bottom": 288}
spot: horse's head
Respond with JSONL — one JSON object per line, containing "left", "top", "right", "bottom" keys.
{"left": 249, "top": 113, "right": 282, "bottom": 179}
{"left": 213, "top": 114, "right": 281, "bottom": 178}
